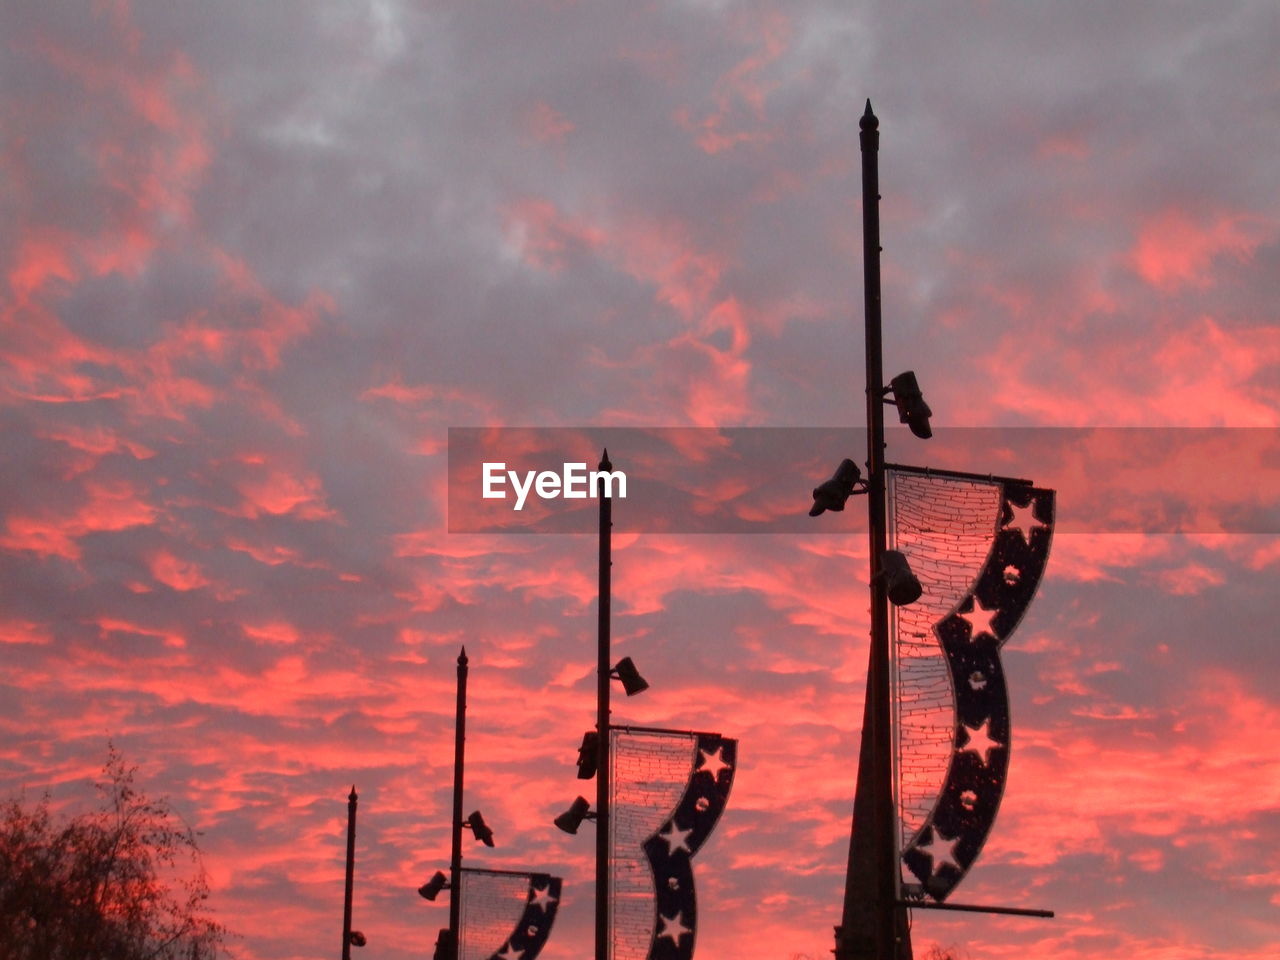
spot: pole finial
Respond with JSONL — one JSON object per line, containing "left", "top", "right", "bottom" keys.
{"left": 349, "top": 785, "right": 357, "bottom": 801}
{"left": 458, "top": 645, "right": 468, "bottom": 666}
{"left": 599, "top": 447, "right": 612, "bottom": 471}
{"left": 860, "top": 99, "right": 878, "bottom": 131}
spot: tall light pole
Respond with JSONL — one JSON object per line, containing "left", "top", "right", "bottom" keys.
{"left": 449, "top": 647, "right": 468, "bottom": 960}
{"left": 554, "top": 450, "right": 651, "bottom": 959}
{"left": 420, "top": 648, "right": 496, "bottom": 958}
{"left": 813, "top": 102, "right": 1059, "bottom": 960}
{"left": 342, "top": 786, "right": 359, "bottom": 960}
{"left": 423, "top": 650, "right": 555, "bottom": 959}
{"left": 833, "top": 100, "right": 911, "bottom": 960}
{"left": 595, "top": 449, "right": 613, "bottom": 960}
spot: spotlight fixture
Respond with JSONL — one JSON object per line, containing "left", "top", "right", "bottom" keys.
{"left": 887, "top": 371, "right": 933, "bottom": 439}
{"left": 809, "top": 458, "right": 865, "bottom": 516}
{"left": 576, "top": 730, "right": 599, "bottom": 780}
{"left": 348, "top": 931, "right": 367, "bottom": 948}
{"left": 880, "top": 549, "right": 923, "bottom": 606}
{"left": 465, "top": 810, "right": 495, "bottom": 847}
{"left": 432, "top": 928, "right": 453, "bottom": 960}
{"left": 553, "top": 796, "right": 595, "bottom": 835}
{"left": 610, "top": 657, "right": 649, "bottom": 696}
{"left": 418, "top": 870, "right": 449, "bottom": 901}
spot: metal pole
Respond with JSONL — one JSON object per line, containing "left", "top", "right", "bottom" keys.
{"left": 595, "top": 449, "right": 613, "bottom": 960}
{"left": 861, "top": 99, "right": 900, "bottom": 960}
{"left": 450, "top": 647, "right": 468, "bottom": 960}
{"left": 896, "top": 901, "right": 1055, "bottom": 919}
{"left": 342, "top": 786, "right": 357, "bottom": 960}
{"left": 836, "top": 99, "right": 908, "bottom": 960}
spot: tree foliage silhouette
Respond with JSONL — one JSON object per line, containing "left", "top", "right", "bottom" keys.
{"left": 0, "top": 747, "right": 227, "bottom": 960}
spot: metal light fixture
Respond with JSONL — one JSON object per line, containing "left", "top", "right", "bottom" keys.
{"left": 610, "top": 657, "right": 649, "bottom": 696}
{"left": 418, "top": 870, "right": 449, "bottom": 901}
{"left": 888, "top": 371, "right": 933, "bottom": 439}
{"left": 465, "top": 810, "right": 495, "bottom": 847}
{"left": 880, "top": 549, "right": 923, "bottom": 606}
{"left": 554, "top": 796, "right": 595, "bottom": 835}
{"left": 432, "top": 928, "right": 453, "bottom": 960}
{"left": 348, "top": 931, "right": 367, "bottom": 948}
{"left": 810, "top": 458, "right": 865, "bottom": 516}
{"left": 576, "top": 730, "right": 599, "bottom": 780}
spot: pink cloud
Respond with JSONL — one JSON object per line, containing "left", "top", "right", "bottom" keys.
{"left": 148, "top": 549, "right": 211, "bottom": 591}
{"left": 503, "top": 197, "right": 608, "bottom": 273}
{"left": 241, "top": 620, "right": 301, "bottom": 646}
{"left": 674, "top": 9, "right": 790, "bottom": 155}
{"left": 1131, "top": 208, "right": 1272, "bottom": 291}
{"left": 7, "top": 233, "right": 77, "bottom": 300}
{"left": 0, "top": 620, "right": 54, "bottom": 646}
{"left": 233, "top": 463, "right": 336, "bottom": 520}
{"left": 96, "top": 617, "right": 187, "bottom": 650}
{"left": 1037, "top": 132, "right": 1092, "bottom": 161}
{"left": 523, "top": 100, "right": 575, "bottom": 146}
{"left": 973, "top": 316, "right": 1280, "bottom": 427}
{"left": 0, "top": 478, "right": 158, "bottom": 560}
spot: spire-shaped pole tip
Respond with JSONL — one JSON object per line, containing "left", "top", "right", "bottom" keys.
{"left": 599, "top": 447, "right": 612, "bottom": 471}
{"left": 458, "top": 645, "right": 468, "bottom": 666}
{"left": 860, "top": 99, "right": 878, "bottom": 131}
{"left": 349, "top": 785, "right": 357, "bottom": 801}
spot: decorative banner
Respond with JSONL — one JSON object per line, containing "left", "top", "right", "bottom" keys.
{"left": 609, "top": 728, "right": 737, "bottom": 960}
{"left": 887, "top": 468, "right": 1054, "bottom": 902}
{"left": 458, "top": 868, "right": 562, "bottom": 960}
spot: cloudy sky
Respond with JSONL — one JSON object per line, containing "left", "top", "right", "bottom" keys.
{"left": 2, "top": 1, "right": 1278, "bottom": 958}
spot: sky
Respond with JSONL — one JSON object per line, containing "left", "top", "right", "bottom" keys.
{"left": 2, "top": 1, "right": 1279, "bottom": 958}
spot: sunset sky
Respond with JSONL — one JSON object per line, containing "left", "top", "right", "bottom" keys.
{"left": 2, "top": 2, "right": 1279, "bottom": 959}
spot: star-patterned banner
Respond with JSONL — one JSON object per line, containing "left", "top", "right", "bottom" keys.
{"left": 886, "top": 466, "right": 1054, "bottom": 902}
{"left": 609, "top": 727, "right": 737, "bottom": 960}
{"left": 457, "top": 868, "right": 561, "bottom": 960}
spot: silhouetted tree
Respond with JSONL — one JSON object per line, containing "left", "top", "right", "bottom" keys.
{"left": 0, "top": 747, "right": 226, "bottom": 960}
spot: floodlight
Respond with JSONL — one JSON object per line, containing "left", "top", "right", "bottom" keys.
{"left": 348, "top": 931, "right": 367, "bottom": 947}
{"left": 576, "top": 730, "right": 599, "bottom": 780}
{"left": 554, "top": 796, "right": 594, "bottom": 835}
{"left": 433, "top": 928, "right": 453, "bottom": 960}
{"left": 810, "top": 458, "right": 863, "bottom": 516}
{"left": 880, "top": 549, "right": 923, "bottom": 606}
{"left": 465, "top": 810, "right": 495, "bottom": 847}
{"left": 888, "top": 371, "right": 933, "bottom": 439}
{"left": 418, "top": 870, "right": 449, "bottom": 901}
{"left": 611, "top": 657, "right": 649, "bottom": 696}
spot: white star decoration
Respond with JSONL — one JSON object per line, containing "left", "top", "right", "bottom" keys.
{"left": 528, "top": 883, "right": 557, "bottom": 912}
{"left": 659, "top": 819, "right": 693, "bottom": 855}
{"left": 958, "top": 596, "right": 998, "bottom": 641}
{"left": 1003, "top": 498, "right": 1042, "bottom": 544}
{"left": 495, "top": 944, "right": 523, "bottom": 960}
{"left": 697, "top": 745, "right": 731, "bottom": 781}
{"left": 960, "top": 718, "right": 1003, "bottom": 765}
{"left": 916, "top": 830, "right": 962, "bottom": 876}
{"left": 657, "top": 911, "right": 691, "bottom": 944}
